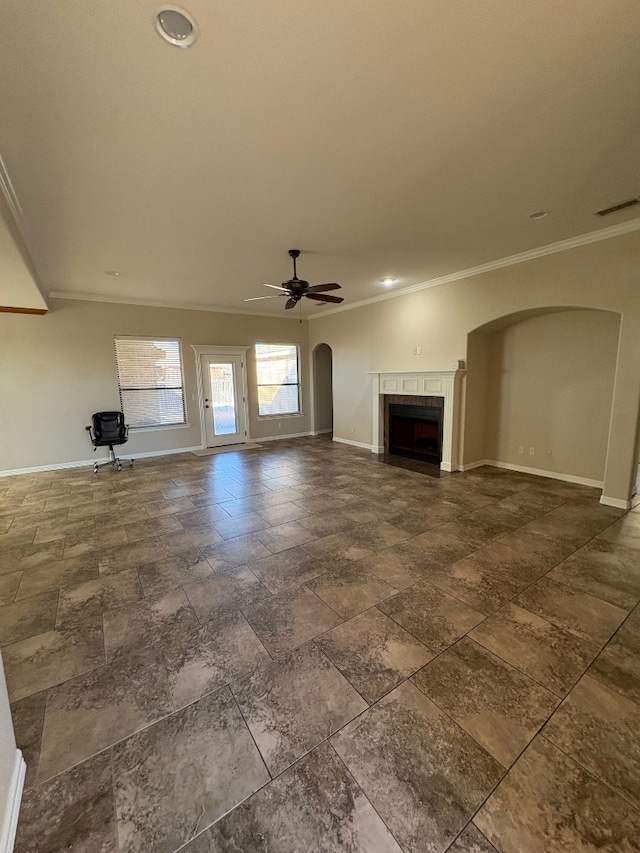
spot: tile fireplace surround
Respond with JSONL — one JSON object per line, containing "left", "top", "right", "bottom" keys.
{"left": 367, "top": 370, "right": 465, "bottom": 471}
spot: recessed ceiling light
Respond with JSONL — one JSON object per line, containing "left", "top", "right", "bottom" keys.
{"left": 155, "top": 6, "right": 198, "bottom": 48}
{"left": 382, "top": 277, "right": 397, "bottom": 287}
{"left": 528, "top": 210, "right": 549, "bottom": 220}
{"left": 105, "top": 270, "right": 121, "bottom": 276}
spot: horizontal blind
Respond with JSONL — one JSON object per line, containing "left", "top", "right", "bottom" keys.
{"left": 255, "top": 343, "right": 300, "bottom": 416}
{"left": 114, "top": 337, "right": 186, "bottom": 428}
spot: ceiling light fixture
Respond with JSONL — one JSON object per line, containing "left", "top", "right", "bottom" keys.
{"left": 155, "top": 6, "right": 198, "bottom": 48}
{"left": 528, "top": 210, "right": 549, "bottom": 220}
{"left": 105, "top": 270, "right": 121, "bottom": 276}
{"left": 382, "top": 277, "right": 397, "bottom": 287}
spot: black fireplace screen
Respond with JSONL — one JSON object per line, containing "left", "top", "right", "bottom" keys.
{"left": 388, "top": 403, "right": 443, "bottom": 465}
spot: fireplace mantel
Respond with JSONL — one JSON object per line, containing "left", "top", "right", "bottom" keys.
{"left": 366, "top": 369, "right": 466, "bottom": 471}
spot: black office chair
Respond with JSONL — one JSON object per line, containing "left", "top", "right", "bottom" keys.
{"left": 86, "top": 411, "right": 134, "bottom": 473}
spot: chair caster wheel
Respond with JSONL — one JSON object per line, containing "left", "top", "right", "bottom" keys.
{"left": 93, "top": 465, "right": 99, "bottom": 474}
{"left": 129, "top": 460, "right": 134, "bottom": 467}
{"left": 117, "top": 464, "right": 122, "bottom": 472}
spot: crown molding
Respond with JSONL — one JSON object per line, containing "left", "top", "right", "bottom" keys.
{"left": 48, "top": 290, "right": 308, "bottom": 321}
{"left": 308, "top": 217, "right": 640, "bottom": 320}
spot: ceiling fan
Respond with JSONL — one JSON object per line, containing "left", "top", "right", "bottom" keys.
{"left": 243, "top": 249, "right": 344, "bottom": 309}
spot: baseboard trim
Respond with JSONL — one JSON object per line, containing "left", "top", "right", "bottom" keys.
{"left": 600, "top": 495, "right": 632, "bottom": 510}
{"left": 257, "top": 431, "right": 314, "bottom": 443}
{"left": 332, "top": 436, "right": 375, "bottom": 451}
{"left": 0, "top": 446, "right": 204, "bottom": 478}
{"left": 0, "top": 750, "right": 25, "bottom": 853}
{"left": 483, "top": 460, "right": 603, "bottom": 489}
{"left": 460, "top": 459, "right": 492, "bottom": 472}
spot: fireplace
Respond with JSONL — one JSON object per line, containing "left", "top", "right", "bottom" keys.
{"left": 388, "top": 402, "right": 443, "bottom": 465}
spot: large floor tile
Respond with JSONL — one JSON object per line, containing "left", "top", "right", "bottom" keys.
{"left": 469, "top": 603, "right": 600, "bottom": 697}
{"left": 159, "top": 524, "right": 224, "bottom": 557}
{"left": 475, "top": 737, "right": 640, "bottom": 852}
{"left": 243, "top": 584, "right": 342, "bottom": 656}
{"left": 246, "top": 546, "right": 329, "bottom": 594}
{"left": 201, "top": 533, "right": 272, "bottom": 570}
{"left": 316, "top": 607, "right": 433, "bottom": 703}
{"left": 161, "top": 610, "right": 271, "bottom": 708}
{"left": 301, "top": 530, "right": 377, "bottom": 563}
{"left": 232, "top": 643, "right": 367, "bottom": 776}
{"left": 14, "top": 751, "right": 117, "bottom": 853}
{"left": 332, "top": 680, "right": 503, "bottom": 853}
{"left": 0, "top": 570, "right": 22, "bottom": 605}
{"left": 543, "top": 674, "right": 640, "bottom": 810}
{"left": 412, "top": 637, "right": 558, "bottom": 767}
{"left": 10, "top": 691, "right": 46, "bottom": 789}
{"left": 187, "top": 742, "right": 402, "bottom": 853}
{"left": 589, "top": 606, "right": 640, "bottom": 704}
{"left": 548, "top": 538, "right": 640, "bottom": 609}
{"left": 0, "top": 590, "right": 58, "bottom": 645}
{"left": 3, "top": 619, "right": 105, "bottom": 702}
{"left": 448, "top": 825, "right": 498, "bottom": 852}
{"left": 103, "top": 587, "right": 198, "bottom": 660}
{"left": 38, "top": 644, "right": 174, "bottom": 781}
{"left": 112, "top": 687, "right": 270, "bottom": 853}
{"left": 597, "top": 512, "right": 640, "bottom": 552}
{"left": 137, "top": 548, "right": 212, "bottom": 596}
{"left": 97, "top": 536, "right": 167, "bottom": 575}
{"left": 379, "top": 581, "right": 485, "bottom": 653}
{"left": 55, "top": 568, "right": 143, "bottom": 627}
{"left": 15, "top": 554, "right": 98, "bottom": 599}
{"left": 184, "top": 566, "right": 271, "bottom": 623}
{"left": 306, "top": 564, "right": 397, "bottom": 619}
{"left": 515, "top": 575, "right": 628, "bottom": 642}
{"left": 253, "top": 520, "right": 318, "bottom": 553}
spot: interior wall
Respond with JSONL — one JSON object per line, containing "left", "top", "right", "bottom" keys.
{"left": 483, "top": 310, "right": 620, "bottom": 482}
{"left": 0, "top": 298, "right": 311, "bottom": 472}
{"left": 462, "top": 331, "right": 490, "bottom": 465}
{"left": 309, "top": 229, "right": 640, "bottom": 502}
{"left": 313, "top": 343, "right": 333, "bottom": 433}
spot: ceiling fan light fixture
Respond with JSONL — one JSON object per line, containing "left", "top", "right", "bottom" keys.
{"left": 382, "top": 277, "right": 397, "bottom": 287}
{"left": 155, "top": 6, "right": 198, "bottom": 48}
{"left": 528, "top": 210, "right": 549, "bottom": 220}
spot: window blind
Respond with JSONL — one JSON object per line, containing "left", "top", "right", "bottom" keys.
{"left": 255, "top": 343, "right": 301, "bottom": 416}
{"left": 114, "top": 337, "right": 186, "bottom": 428}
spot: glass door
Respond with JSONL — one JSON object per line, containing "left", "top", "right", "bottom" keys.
{"left": 199, "top": 354, "right": 247, "bottom": 447}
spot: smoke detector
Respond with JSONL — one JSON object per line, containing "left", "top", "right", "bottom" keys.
{"left": 155, "top": 7, "right": 198, "bottom": 48}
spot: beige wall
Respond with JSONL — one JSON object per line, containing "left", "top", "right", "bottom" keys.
{"left": 480, "top": 310, "right": 620, "bottom": 482}
{"left": 310, "top": 230, "right": 640, "bottom": 503}
{"left": 0, "top": 298, "right": 310, "bottom": 471}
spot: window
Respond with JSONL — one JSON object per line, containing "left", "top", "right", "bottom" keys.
{"left": 114, "top": 337, "right": 186, "bottom": 428}
{"left": 255, "top": 343, "right": 301, "bottom": 416}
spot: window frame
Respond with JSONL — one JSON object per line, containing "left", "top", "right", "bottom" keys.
{"left": 254, "top": 342, "right": 302, "bottom": 419}
{"left": 113, "top": 335, "right": 188, "bottom": 430}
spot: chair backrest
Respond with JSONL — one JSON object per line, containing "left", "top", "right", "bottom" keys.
{"left": 92, "top": 411, "right": 126, "bottom": 443}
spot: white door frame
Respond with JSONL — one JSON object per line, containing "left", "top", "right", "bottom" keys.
{"left": 192, "top": 345, "right": 250, "bottom": 448}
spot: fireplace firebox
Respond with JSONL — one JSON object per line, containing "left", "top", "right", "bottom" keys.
{"left": 388, "top": 403, "right": 443, "bottom": 465}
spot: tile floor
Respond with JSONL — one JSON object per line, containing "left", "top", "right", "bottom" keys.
{"left": 2, "top": 436, "right": 640, "bottom": 852}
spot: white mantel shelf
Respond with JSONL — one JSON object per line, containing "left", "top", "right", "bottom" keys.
{"left": 367, "top": 369, "right": 466, "bottom": 471}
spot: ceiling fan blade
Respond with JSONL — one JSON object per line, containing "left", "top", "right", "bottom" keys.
{"left": 305, "top": 293, "right": 344, "bottom": 304}
{"left": 263, "top": 283, "right": 290, "bottom": 291}
{"left": 307, "top": 283, "right": 341, "bottom": 293}
{"left": 285, "top": 298, "right": 298, "bottom": 309}
{"left": 242, "top": 295, "right": 286, "bottom": 302}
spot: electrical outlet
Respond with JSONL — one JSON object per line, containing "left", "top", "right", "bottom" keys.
{"left": 528, "top": 446, "right": 535, "bottom": 455}
{"left": 518, "top": 446, "right": 525, "bottom": 455}
{"left": 350, "top": 426, "right": 355, "bottom": 434}
{"left": 278, "top": 421, "right": 282, "bottom": 430}
{"left": 413, "top": 346, "right": 422, "bottom": 355}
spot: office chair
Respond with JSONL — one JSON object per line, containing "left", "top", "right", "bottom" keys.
{"left": 86, "top": 411, "right": 134, "bottom": 473}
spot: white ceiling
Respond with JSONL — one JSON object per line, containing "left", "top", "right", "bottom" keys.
{"left": 1, "top": 0, "right": 639, "bottom": 315}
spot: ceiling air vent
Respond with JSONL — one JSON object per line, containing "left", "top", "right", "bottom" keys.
{"left": 596, "top": 197, "right": 640, "bottom": 217}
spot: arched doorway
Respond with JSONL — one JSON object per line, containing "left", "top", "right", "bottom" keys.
{"left": 313, "top": 343, "right": 333, "bottom": 436}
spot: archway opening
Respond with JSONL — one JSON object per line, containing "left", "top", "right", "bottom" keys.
{"left": 313, "top": 343, "right": 333, "bottom": 436}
